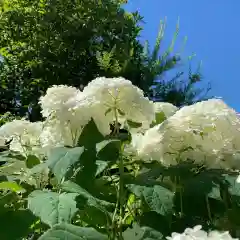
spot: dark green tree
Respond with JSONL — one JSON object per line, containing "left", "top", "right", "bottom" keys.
{"left": 0, "top": 0, "right": 146, "bottom": 120}
{"left": 141, "top": 18, "right": 210, "bottom": 106}
{"left": 0, "top": 0, "right": 209, "bottom": 121}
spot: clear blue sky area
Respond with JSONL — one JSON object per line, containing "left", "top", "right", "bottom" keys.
{"left": 125, "top": 0, "right": 240, "bottom": 111}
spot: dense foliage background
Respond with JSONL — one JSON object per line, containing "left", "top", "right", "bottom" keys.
{"left": 0, "top": 0, "right": 209, "bottom": 121}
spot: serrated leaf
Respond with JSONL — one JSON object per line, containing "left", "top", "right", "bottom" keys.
{"left": 62, "top": 181, "right": 113, "bottom": 211}
{"left": 127, "top": 119, "right": 142, "bottom": 128}
{"left": 47, "top": 147, "right": 84, "bottom": 183}
{"left": 28, "top": 190, "right": 78, "bottom": 227}
{"left": 26, "top": 154, "right": 40, "bottom": 169}
{"left": 38, "top": 223, "right": 108, "bottom": 240}
{"left": 96, "top": 139, "right": 121, "bottom": 162}
{"left": 127, "top": 184, "right": 174, "bottom": 215}
{"left": 78, "top": 118, "right": 104, "bottom": 148}
{"left": 0, "top": 181, "right": 25, "bottom": 193}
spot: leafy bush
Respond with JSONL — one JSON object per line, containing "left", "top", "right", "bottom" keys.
{"left": 0, "top": 77, "right": 239, "bottom": 239}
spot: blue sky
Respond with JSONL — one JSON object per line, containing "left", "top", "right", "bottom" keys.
{"left": 125, "top": 0, "right": 240, "bottom": 111}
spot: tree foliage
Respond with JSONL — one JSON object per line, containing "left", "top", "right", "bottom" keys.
{"left": 0, "top": 0, "right": 209, "bottom": 121}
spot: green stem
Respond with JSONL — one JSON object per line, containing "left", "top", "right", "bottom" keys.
{"left": 205, "top": 196, "right": 212, "bottom": 222}
{"left": 112, "top": 105, "right": 125, "bottom": 239}
{"left": 118, "top": 149, "right": 124, "bottom": 240}
{"left": 178, "top": 176, "right": 183, "bottom": 217}
{"left": 113, "top": 106, "right": 119, "bottom": 135}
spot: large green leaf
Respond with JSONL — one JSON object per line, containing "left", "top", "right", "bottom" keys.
{"left": 0, "top": 209, "right": 37, "bottom": 240}
{"left": 96, "top": 139, "right": 121, "bottom": 162}
{"left": 183, "top": 171, "right": 221, "bottom": 200}
{"left": 123, "top": 223, "right": 163, "bottom": 240}
{"left": 127, "top": 184, "right": 174, "bottom": 215}
{"left": 47, "top": 147, "right": 84, "bottom": 183}
{"left": 28, "top": 190, "right": 78, "bottom": 227}
{"left": 62, "top": 181, "right": 113, "bottom": 211}
{"left": 62, "top": 181, "right": 113, "bottom": 226}
{"left": 38, "top": 223, "right": 108, "bottom": 240}
{"left": 78, "top": 119, "right": 104, "bottom": 148}
{"left": 0, "top": 181, "right": 25, "bottom": 193}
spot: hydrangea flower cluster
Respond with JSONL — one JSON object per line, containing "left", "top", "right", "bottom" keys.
{"left": 0, "top": 120, "right": 42, "bottom": 157}
{"left": 0, "top": 77, "right": 155, "bottom": 155}
{"left": 0, "top": 77, "right": 240, "bottom": 170}
{"left": 167, "top": 225, "right": 238, "bottom": 240}
{"left": 134, "top": 99, "right": 240, "bottom": 168}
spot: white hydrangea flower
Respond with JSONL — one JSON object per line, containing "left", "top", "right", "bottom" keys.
{"left": 39, "top": 85, "right": 111, "bottom": 148}
{"left": 39, "top": 85, "right": 80, "bottom": 119}
{"left": 0, "top": 120, "right": 43, "bottom": 156}
{"left": 154, "top": 102, "right": 178, "bottom": 118}
{"left": 39, "top": 121, "right": 65, "bottom": 152}
{"left": 83, "top": 77, "right": 155, "bottom": 126}
{"left": 70, "top": 91, "right": 111, "bottom": 136}
{"left": 132, "top": 125, "right": 166, "bottom": 163}
{"left": 0, "top": 119, "right": 31, "bottom": 139}
{"left": 135, "top": 99, "right": 240, "bottom": 168}
{"left": 167, "top": 225, "right": 237, "bottom": 240}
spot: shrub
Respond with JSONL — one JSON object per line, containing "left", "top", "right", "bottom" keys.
{"left": 0, "top": 77, "right": 238, "bottom": 239}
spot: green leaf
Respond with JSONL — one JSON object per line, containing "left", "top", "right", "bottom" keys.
{"left": 105, "top": 108, "right": 112, "bottom": 116}
{"left": 96, "top": 160, "right": 108, "bottom": 176}
{"left": 183, "top": 171, "right": 221, "bottom": 200}
{"left": 0, "top": 151, "right": 26, "bottom": 161}
{"left": 26, "top": 154, "right": 41, "bottom": 169}
{"left": 123, "top": 223, "right": 163, "bottom": 240}
{"left": 0, "top": 181, "right": 25, "bottom": 193}
{"left": 0, "top": 192, "right": 18, "bottom": 207}
{"left": 127, "top": 119, "right": 142, "bottom": 128}
{"left": 38, "top": 223, "right": 108, "bottom": 240}
{"left": 224, "top": 174, "right": 240, "bottom": 196}
{"left": 117, "top": 108, "right": 125, "bottom": 116}
{"left": 47, "top": 147, "right": 84, "bottom": 183}
{"left": 78, "top": 119, "right": 104, "bottom": 148}
{"left": 0, "top": 209, "right": 37, "bottom": 240}
{"left": 96, "top": 139, "right": 121, "bottom": 162}
{"left": 0, "top": 158, "right": 26, "bottom": 177}
{"left": 62, "top": 181, "right": 113, "bottom": 211}
{"left": 62, "top": 181, "right": 113, "bottom": 226}
{"left": 75, "top": 149, "right": 98, "bottom": 189}
{"left": 127, "top": 184, "right": 174, "bottom": 215}
{"left": 28, "top": 190, "right": 78, "bottom": 227}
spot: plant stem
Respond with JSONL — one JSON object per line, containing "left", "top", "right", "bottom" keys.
{"left": 178, "top": 176, "right": 183, "bottom": 217}
{"left": 112, "top": 105, "right": 125, "bottom": 239}
{"left": 205, "top": 196, "right": 212, "bottom": 222}
{"left": 113, "top": 106, "right": 119, "bottom": 135}
{"left": 118, "top": 148, "right": 124, "bottom": 240}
